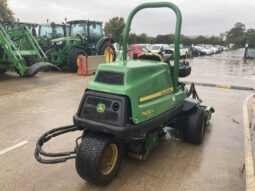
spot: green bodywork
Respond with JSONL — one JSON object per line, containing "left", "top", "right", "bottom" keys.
{"left": 143, "top": 131, "right": 160, "bottom": 160}
{"left": 5, "top": 22, "right": 38, "bottom": 37}
{"left": 88, "top": 60, "right": 187, "bottom": 124}
{"left": 46, "top": 36, "right": 82, "bottom": 68}
{"left": 37, "top": 23, "right": 67, "bottom": 51}
{"left": 87, "top": 2, "right": 186, "bottom": 124}
{"left": 0, "top": 24, "right": 48, "bottom": 76}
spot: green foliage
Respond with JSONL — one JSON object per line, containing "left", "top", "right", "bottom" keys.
{"left": 127, "top": 32, "right": 224, "bottom": 46}
{"left": 153, "top": 34, "right": 174, "bottom": 44}
{"left": 129, "top": 33, "right": 153, "bottom": 44}
{"left": 0, "top": 0, "right": 15, "bottom": 22}
{"left": 226, "top": 22, "right": 246, "bottom": 48}
{"left": 182, "top": 35, "right": 224, "bottom": 46}
{"left": 104, "top": 18, "right": 254, "bottom": 48}
{"left": 104, "top": 17, "right": 125, "bottom": 43}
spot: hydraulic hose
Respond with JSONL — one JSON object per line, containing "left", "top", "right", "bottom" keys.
{"left": 34, "top": 125, "right": 80, "bottom": 164}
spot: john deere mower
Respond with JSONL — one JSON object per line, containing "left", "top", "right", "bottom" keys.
{"left": 35, "top": 2, "right": 214, "bottom": 185}
{"left": 45, "top": 20, "right": 116, "bottom": 72}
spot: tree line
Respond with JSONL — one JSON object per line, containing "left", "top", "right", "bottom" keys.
{"left": 1, "top": 0, "right": 255, "bottom": 48}
{"left": 104, "top": 17, "right": 255, "bottom": 48}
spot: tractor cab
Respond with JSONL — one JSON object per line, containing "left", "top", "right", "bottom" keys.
{"left": 44, "top": 20, "right": 115, "bottom": 72}
{"left": 37, "top": 22, "right": 67, "bottom": 51}
{"left": 39, "top": 22, "right": 67, "bottom": 39}
{"left": 5, "top": 22, "right": 38, "bottom": 37}
{"left": 68, "top": 20, "right": 103, "bottom": 45}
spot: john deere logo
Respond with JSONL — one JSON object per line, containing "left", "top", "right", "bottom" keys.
{"left": 96, "top": 103, "right": 105, "bottom": 113}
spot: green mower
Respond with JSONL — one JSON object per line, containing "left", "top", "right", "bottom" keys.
{"left": 35, "top": 2, "right": 214, "bottom": 185}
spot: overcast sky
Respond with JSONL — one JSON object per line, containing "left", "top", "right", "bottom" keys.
{"left": 8, "top": 0, "right": 255, "bottom": 36}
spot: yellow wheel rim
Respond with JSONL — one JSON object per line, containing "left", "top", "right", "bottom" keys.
{"left": 76, "top": 54, "right": 83, "bottom": 66}
{"left": 104, "top": 47, "right": 114, "bottom": 63}
{"left": 100, "top": 143, "right": 118, "bottom": 175}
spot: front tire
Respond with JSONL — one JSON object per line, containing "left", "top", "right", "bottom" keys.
{"left": 183, "top": 107, "right": 207, "bottom": 144}
{"left": 67, "top": 48, "right": 87, "bottom": 72}
{"left": 75, "top": 132, "right": 122, "bottom": 185}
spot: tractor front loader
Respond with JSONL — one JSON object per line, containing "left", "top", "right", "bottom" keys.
{"left": 0, "top": 24, "right": 59, "bottom": 76}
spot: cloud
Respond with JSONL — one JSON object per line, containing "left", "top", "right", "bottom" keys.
{"left": 8, "top": 0, "right": 255, "bottom": 36}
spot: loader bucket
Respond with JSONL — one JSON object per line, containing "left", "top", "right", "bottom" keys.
{"left": 24, "top": 62, "right": 61, "bottom": 76}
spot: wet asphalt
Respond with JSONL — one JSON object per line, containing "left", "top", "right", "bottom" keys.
{"left": 0, "top": 49, "right": 254, "bottom": 191}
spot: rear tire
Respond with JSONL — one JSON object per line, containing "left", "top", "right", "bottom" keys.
{"left": 67, "top": 48, "right": 87, "bottom": 72}
{"left": 0, "top": 68, "right": 7, "bottom": 74}
{"left": 183, "top": 107, "right": 207, "bottom": 144}
{"left": 75, "top": 132, "right": 122, "bottom": 185}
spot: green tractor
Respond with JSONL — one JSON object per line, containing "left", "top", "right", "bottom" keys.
{"left": 35, "top": 2, "right": 214, "bottom": 185}
{"left": 37, "top": 22, "right": 67, "bottom": 51}
{"left": 0, "top": 24, "right": 58, "bottom": 76}
{"left": 45, "top": 20, "right": 116, "bottom": 72}
{"left": 4, "top": 21, "right": 38, "bottom": 37}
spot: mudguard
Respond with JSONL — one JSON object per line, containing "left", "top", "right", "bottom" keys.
{"left": 25, "top": 62, "right": 61, "bottom": 76}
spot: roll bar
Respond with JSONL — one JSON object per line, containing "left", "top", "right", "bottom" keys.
{"left": 122, "top": 2, "right": 182, "bottom": 91}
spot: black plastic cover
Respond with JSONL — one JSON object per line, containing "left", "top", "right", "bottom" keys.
{"left": 95, "top": 71, "right": 124, "bottom": 85}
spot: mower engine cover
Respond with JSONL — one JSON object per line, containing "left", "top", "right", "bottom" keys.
{"left": 73, "top": 59, "right": 188, "bottom": 138}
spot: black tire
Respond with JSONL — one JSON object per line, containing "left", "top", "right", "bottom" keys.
{"left": 0, "top": 45, "right": 4, "bottom": 59}
{"left": 24, "top": 56, "right": 36, "bottom": 66}
{"left": 179, "top": 65, "right": 191, "bottom": 77}
{"left": 75, "top": 132, "right": 122, "bottom": 185}
{"left": 0, "top": 68, "right": 7, "bottom": 74}
{"left": 183, "top": 107, "right": 207, "bottom": 144}
{"left": 67, "top": 48, "right": 87, "bottom": 72}
{"left": 99, "top": 42, "right": 116, "bottom": 63}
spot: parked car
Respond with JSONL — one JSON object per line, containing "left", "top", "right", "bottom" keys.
{"left": 191, "top": 46, "right": 206, "bottom": 56}
{"left": 150, "top": 44, "right": 169, "bottom": 53}
{"left": 158, "top": 49, "right": 174, "bottom": 61}
{"left": 214, "top": 45, "right": 224, "bottom": 53}
{"left": 198, "top": 44, "right": 218, "bottom": 54}
{"left": 169, "top": 44, "right": 189, "bottom": 58}
{"left": 128, "top": 44, "right": 149, "bottom": 58}
{"left": 139, "top": 44, "right": 152, "bottom": 51}
{"left": 195, "top": 45, "right": 213, "bottom": 55}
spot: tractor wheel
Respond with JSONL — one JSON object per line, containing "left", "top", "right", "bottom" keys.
{"left": 67, "top": 48, "right": 87, "bottom": 72}
{"left": 24, "top": 56, "right": 36, "bottom": 66}
{"left": 99, "top": 42, "right": 116, "bottom": 63}
{"left": 75, "top": 132, "right": 122, "bottom": 185}
{"left": 183, "top": 107, "right": 207, "bottom": 144}
{"left": 0, "top": 68, "right": 7, "bottom": 74}
{"left": 0, "top": 45, "right": 4, "bottom": 59}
